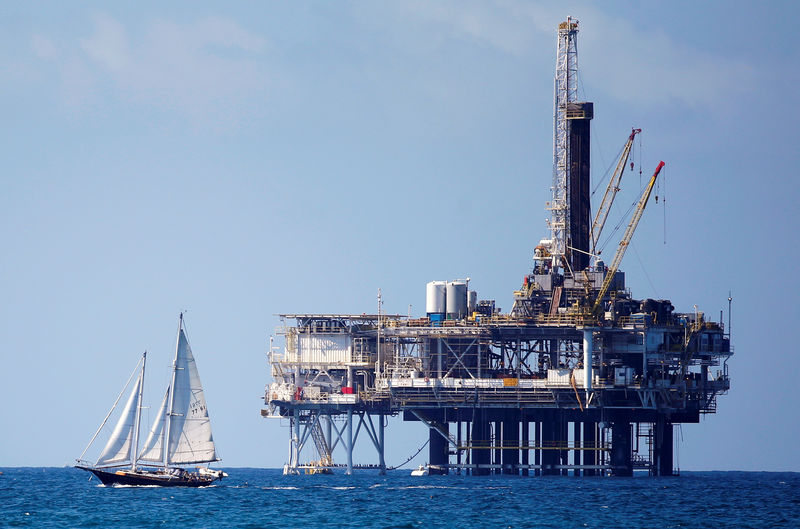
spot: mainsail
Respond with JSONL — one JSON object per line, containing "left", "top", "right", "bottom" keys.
{"left": 166, "top": 327, "right": 218, "bottom": 465}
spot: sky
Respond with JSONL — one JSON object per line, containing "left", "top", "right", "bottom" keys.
{"left": 2, "top": 1, "right": 799, "bottom": 471}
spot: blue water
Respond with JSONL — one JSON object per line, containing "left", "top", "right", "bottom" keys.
{"left": 1, "top": 468, "right": 798, "bottom": 528}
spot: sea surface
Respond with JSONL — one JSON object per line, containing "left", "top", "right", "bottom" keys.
{"left": 1, "top": 468, "right": 798, "bottom": 528}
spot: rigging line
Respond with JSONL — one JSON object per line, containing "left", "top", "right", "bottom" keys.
{"left": 662, "top": 165, "right": 667, "bottom": 245}
{"left": 591, "top": 141, "right": 626, "bottom": 197}
{"left": 77, "top": 354, "right": 145, "bottom": 463}
{"left": 386, "top": 438, "right": 430, "bottom": 470}
{"left": 596, "top": 195, "right": 638, "bottom": 255}
{"left": 629, "top": 241, "right": 660, "bottom": 299}
{"left": 589, "top": 119, "right": 608, "bottom": 196}
{"left": 596, "top": 165, "right": 657, "bottom": 255}
{"left": 637, "top": 131, "right": 643, "bottom": 188}
{"left": 578, "top": 71, "right": 606, "bottom": 193}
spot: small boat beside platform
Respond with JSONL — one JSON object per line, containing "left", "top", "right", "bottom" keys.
{"left": 410, "top": 465, "right": 429, "bottom": 476}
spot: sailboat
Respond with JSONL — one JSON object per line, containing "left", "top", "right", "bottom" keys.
{"left": 76, "top": 314, "right": 227, "bottom": 487}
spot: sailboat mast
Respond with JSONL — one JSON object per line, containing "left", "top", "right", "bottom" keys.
{"left": 163, "top": 314, "right": 182, "bottom": 468}
{"left": 130, "top": 351, "right": 146, "bottom": 471}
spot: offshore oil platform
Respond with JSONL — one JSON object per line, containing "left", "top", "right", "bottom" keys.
{"left": 262, "top": 18, "right": 731, "bottom": 477}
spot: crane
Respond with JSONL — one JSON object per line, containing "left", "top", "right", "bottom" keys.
{"left": 592, "top": 160, "right": 665, "bottom": 314}
{"left": 591, "top": 128, "right": 641, "bottom": 255}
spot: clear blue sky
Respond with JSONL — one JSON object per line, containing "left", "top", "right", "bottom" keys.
{"left": 2, "top": 1, "right": 798, "bottom": 471}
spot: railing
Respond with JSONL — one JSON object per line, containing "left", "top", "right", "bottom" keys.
{"left": 617, "top": 315, "right": 650, "bottom": 327}
{"left": 535, "top": 312, "right": 596, "bottom": 326}
{"left": 463, "top": 440, "right": 610, "bottom": 451}
{"left": 387, "top": 385, "right": 559, "bottom": 405}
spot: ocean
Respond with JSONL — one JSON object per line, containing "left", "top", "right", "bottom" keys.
{"left": 1, "top": 468, "right": 798, "bottom": 528}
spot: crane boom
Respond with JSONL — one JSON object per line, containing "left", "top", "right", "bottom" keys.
{"left": 593, "top": 160, "right": 665, "bottom": 313}
{"left": 591, "top": 128, "right": 641, "bottom": 255}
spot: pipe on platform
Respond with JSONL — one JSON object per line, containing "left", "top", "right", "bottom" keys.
{"left": 583, "top": 329, "right": 593, "bottom": 395}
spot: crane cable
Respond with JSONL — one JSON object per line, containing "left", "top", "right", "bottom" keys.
{"left": 662, "top": 165, "right": 668, "bottom": 245}
{"left": 597, "top": 158, "right": 666, "bottom": 298}
{"left": 592, "top": 141, "right": 626, "bottom": 197}
{"left": 596, "top": 192, "right": 639, "bottom": 256}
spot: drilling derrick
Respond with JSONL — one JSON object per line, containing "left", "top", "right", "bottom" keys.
{"left": 551, "top": 17, "right": 593, "bottom": 273}
{"left": 263, "top": 18, "right": 732, "bottom": 478}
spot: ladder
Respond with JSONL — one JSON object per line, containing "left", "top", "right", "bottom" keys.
{"left": 310, "top": 416, "right": 333, "bottom": 466}
{"left": 634, "top": 422, "right": 655, "bottom": 473}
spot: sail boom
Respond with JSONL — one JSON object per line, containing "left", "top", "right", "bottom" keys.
{"left": 95, "top": 462, "right": 132, "bottom": 469}
{"left": 167, "top": 458, "right": 221, "bottom": 466}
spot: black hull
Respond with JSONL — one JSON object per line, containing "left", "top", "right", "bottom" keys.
{"left": 76, "top": 466, "right": 220, "bottom": 487}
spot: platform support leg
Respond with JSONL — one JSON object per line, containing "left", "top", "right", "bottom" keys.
{"left": 502, "top": 410, "right": 519, "bottom": 475}
{"left": 345, "top": 409, "right": 353, "bottom": 475}
{"left": 456, "top": 420, "right": 462, "bottom": 473}
{"left": 325, "top": 413, "right": 333, "bottom": 458}
{"left": 542, "top": 415, "right": 559, "bottom": 476}
{"left": 429, "top": 419, "right": 449, "bottom": 475}
{"left": 535, "top": 420, "right": 542, "bottom": 476}
{"left": 286, "top": 410, "right": 301, "bottom": 475}
{"left": 573, "top": 421, "right": 582, "bottom": 476}
{"left": 521, "top": 418, "right": 529, "bottom": 476}
{"left": 378, "top": 413, "right": 386, "bottom": 475}
{"left": 560, "top": 418, "right": 569, "bottom": 476}
{"left": 471, "top": 410, "right": 490, "bottom": 476}
{"left": 655, "top": 418, "right": 674, "bottom": 476}
{"left": 583, "top": 421, "right": 596, "bottom": 476}
{"left": 611, "top": 421, "right": 633, "bottom": 477}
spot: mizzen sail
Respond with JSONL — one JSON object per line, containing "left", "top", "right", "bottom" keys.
{"left": 95, "top": 369, "right": 143, "bottom": 467}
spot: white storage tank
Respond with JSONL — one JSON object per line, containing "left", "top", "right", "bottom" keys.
{"left": 446, "top": 281, "right": 468, "bottom": 319}
{"left": 426, "top": 281, "right": 447, "bottom": 315}
{"left": 467, "top": 290, "right": 477, "bottom": 315}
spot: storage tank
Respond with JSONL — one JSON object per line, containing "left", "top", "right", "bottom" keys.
{"left": 446, "top": 281, "right": 468, "bottom": 319}
{"left": 426, "top": 281, "right": 447, "bottom": 315}
{"left": 467, "top": 290, "right": 477, "bottom": 315}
